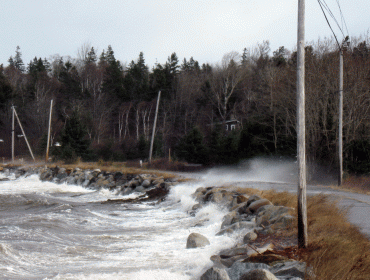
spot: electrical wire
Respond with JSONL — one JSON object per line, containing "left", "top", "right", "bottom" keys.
{"left": 336, "top": 0, "right": 349, "bottom": 37}
{"left": 320, "top": 0, "right": 345, "bottom": 37}
{"left": 317, "top": 0, "right": 341, "bottom": 48}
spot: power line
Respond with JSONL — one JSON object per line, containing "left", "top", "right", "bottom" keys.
{"left": 320, "top": 0, "right": 345, "bottom": 37}
{"left": 317, "top": 0, "right": 341, "bottom": 48}
{"left": 336, "top": 0, "right": 349, "bottom": 36}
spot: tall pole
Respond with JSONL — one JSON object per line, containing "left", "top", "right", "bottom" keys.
{"left": 149, "top": 91, "right": 161, "bottom": 163}
{"left": 11, "top": 106, "right": 14, "bottom": 163}
{"left": 13, "top": 108, "right": 35, "bottom": 162}
{"left": 45, "top": 99, "right": 53, "bottom": 162}
{"left": 297, "top": 0, "right": 308, "bottom": 249}
{"left": 338, "top": 50, "right": 343, "bottom": 186}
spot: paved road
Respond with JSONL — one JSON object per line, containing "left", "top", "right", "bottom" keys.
{"left": 174, "top": 170, "right": 370, "bottom": 238}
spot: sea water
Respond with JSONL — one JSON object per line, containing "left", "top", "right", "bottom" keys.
{"left": 0, "top": 174, "right": 239, "bottom": 280}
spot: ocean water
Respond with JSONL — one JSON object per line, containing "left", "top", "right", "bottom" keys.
{"left": 0, "top": 173, "right": 240, "bottom": 280}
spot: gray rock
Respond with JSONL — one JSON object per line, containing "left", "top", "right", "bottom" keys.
{"left": 135, "top": 185, "right": 145, "bottom": 192}
{"left": 239, "top": 268, "right": 278, "bottom": 280}
{"left": 186, "top": 233, "right": 210, "bottom": 248}
{"left": 200, "top": 266, "right": 231, "bottom": 280}
{"left": 248, "top": 199, "right": 273, "bottom": 213}
{"left": 221, "top": 211, "right": 238, "bottom": 229}
{"left": 270, "top": 261, "right": 306, "bottom": 279}
{"left": 227, "top": 262, "right": 271, "bottom": 280}
{"left": 219, "top": 246, "right": 251, "bottom": 258}
{"left": 243, "top": 231, "right": 258, "bottom": 243}
{"left": 217, "top": 221, "right": 254, "bottom": 236}
{"left": 142, "top": 179, "right": 151, "bottom": 188}
{"left": 246, "top": 194, "right": 262, "bottom": 206}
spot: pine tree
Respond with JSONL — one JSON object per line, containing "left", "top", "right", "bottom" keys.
{"left": 175, "top": 127, "right": 208, "bottom": 164}
{"left": 59, "top": 110, "right": 92, "bottom": 162}
{"left": 8, "top": 56, "right": 14, "bottom": 67}
{"left": 86, "top": 47, "right": 97, "bottom": 64}
{"left": 13, "top": 46, "right": 25, "bottom": 72}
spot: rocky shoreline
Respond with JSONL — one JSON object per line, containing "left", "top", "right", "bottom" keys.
{"left": 187, "top": 186, "right": 310, "bottom": 280}
{"left": 1, "top": 165, "right": 178, "bottom": 203}
{"left": 1, "top": 166, "right": 309, "bottom": 280}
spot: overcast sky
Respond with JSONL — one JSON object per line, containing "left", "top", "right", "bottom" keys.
{"left": 1, "top": 0, "right": 369, "bottom": 69}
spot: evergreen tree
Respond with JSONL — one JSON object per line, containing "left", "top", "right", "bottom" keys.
{"left": 59, "top": 110, "right": 92, "bottom": 161}
{"left": 175, "top": 127, "right": 208, "bottom": 164}
{"left": 208, "top": 124, "right": 223, "bottom": 163}
{"left": 123, "top": 52, "right": 150, "bottom": 101}
{"left": 8, "top": 56, "right": 14, "bottom": 67}
{"left": 13, "top": 46, "right": 25, "bottom": 72}
{"left": 101, "top": 45, "right": 125, "bottom": 100}
{"left": 98, "top": 49, "right": 106, "bottom": 66}
{"left": 86, "top": 47, "right": 97, "bottom": 64}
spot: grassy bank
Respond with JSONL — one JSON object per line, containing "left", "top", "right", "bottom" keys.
{"left": 231, "top": 187, "right": 370, "bottom": 279}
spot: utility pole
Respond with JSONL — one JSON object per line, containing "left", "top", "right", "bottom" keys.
{"left": 338, "top": 49, "right": 343, "bottom": 186}
{"left": 13, "top": 108, "right": 35, "bottom": 162}
{"left": 11, "top": 105, "right": 14, "bottom": 163}
{"left": 45, "top": 99, "right": 53, "bottom": 162}
{"left": 297, "top": 0, "right": 308, "bottom": 249}
{"left": 338, "top": 37, "right": 349, "bottom": 186}
{"left": 149, "top": 91, "right": 161, "bottom": 163}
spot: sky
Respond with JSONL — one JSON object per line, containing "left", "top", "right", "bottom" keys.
{"left": 1, "top": 0, "right": 370, "bottom": 69}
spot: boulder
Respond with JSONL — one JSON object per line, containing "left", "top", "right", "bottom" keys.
{"left": 219, "top": 246, "right": 251, "bottom": 258}
{"left": 256, "top": 206, "right": 294, "bottom": 228}
{"left": 221, "top": 211, "right": 239, "bottom": 229}
{"left": 217, "top": 221, "right": 254, "bottom": 236}
{"left": 227, "top": 262, "right": 271, "bottom": 280}
{"left": 270, "top": 261, "right": 307, "bottom": 279}
{"left": 142, "top": 179, "right": 151, "bottom": 188}
{"left": 186, "top": 233, "right": 210, "bottom": 248}
{"left": 246, "top": 194, "right": 262, "bottom": 206}
{"left": 243, "top": 231, "right": 258, "bottom": 243}
{"left": 200, "top": 266, "right": 231, "bottom": 280}
{"left": 239, "top": 269, "right": 278, "bottom": 280}
{"left": 248, "top": 199, "right": 272, "bottom": 213}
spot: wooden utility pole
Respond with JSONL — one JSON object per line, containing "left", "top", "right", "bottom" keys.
{"left": 11, "top": 106, "right": 14, "bottom": 163}
{"left": 338, "top": 49, "right": 343, "bottom": 186}
{"left": 45, "top": 99, "right": 53, "bottom": 162}
{"left": 13, "top": 108, "right": 35, "bottom": 162}
{"left": 149, "top": 91, "right": 161, "bottom": 163}
{"left": 297, "top": 0, "right": 308, "bottom": 248}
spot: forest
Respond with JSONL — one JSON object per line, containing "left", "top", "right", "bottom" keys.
{"left": 0, "top": 36, "right": 370, "bottom": 174}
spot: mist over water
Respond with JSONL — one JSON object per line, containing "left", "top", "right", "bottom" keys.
{"left": 199, "top": 157, "right": 299, "bottom": 185}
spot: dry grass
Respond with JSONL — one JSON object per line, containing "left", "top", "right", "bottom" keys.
{"left": 227, "top": 186, "right": 370, "bottom": 279}
{"left": 340, "top": 175, "right": 370, "bottom": 194}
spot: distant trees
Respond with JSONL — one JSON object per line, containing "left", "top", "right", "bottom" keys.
{"left": 1, "top": 38, "right": 370, "bottom": 174}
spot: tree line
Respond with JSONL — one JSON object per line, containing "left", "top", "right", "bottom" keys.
{"left": 1, "top": 36, "right": 370, "bottom": 174}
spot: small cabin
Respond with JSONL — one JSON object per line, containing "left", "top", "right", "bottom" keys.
{"left": 210, "top": 115, "right": 241, "bottom": 132}
{"left": 224, "top": 118, "right": 240, "bottom": 131}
